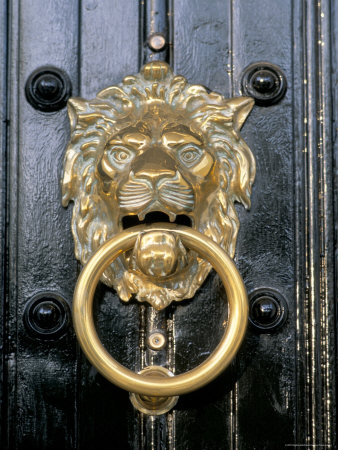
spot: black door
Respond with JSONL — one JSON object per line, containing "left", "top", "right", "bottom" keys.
{"left": 1, "top": 1, "right": 336, "bottom": 449}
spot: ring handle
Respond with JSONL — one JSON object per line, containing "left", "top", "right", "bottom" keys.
{"left": 73, "top": 224, "right": 248, "bottom": 398}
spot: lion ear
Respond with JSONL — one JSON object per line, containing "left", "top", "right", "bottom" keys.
{"left": 226, "top": 97, "right": 254, "bottom": 131}
{"left": 67, "top": 98, "right": 89, "bottom": 132}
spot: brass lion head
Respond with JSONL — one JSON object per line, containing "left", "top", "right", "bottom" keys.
{"left": 62, "top": 62, "right": 255, "bottom": 309}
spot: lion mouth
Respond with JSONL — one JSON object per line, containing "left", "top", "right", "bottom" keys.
{"left": 121, "top": 211, "right": 193, "bottom": 230}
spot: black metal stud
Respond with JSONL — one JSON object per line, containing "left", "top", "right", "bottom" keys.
{"left": 25, "top": 66, "right": 72, "bottom": 112}
{"left": 241, "top": 62, "right": 287, "bottom": 106}
{"left": 249, "top": 289, "right": 288, "bottom": 332}
{"left": 23, "top": 293, "right": 71, "bottom": 339}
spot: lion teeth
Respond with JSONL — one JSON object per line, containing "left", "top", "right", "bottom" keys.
{"left": 169, "top": 212, "right": 176, "bottom": 222}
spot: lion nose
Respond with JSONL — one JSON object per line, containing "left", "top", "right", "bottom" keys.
{"left": 132, "top": 147, "right": 176, "bottom": 181}
{"left": 134, "top": 169, "right": 176, "bottom": 181}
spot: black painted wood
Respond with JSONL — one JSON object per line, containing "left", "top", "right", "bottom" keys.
{"left": 5, "top": 1, "right": 79, "bottom": 449}
{"left": 1, "top": 1, "right": 336, "bottom": 449}
{"left": 173, "top": 2, "right": 296, "bottom": 448}
{"left": 0, "top": 0, "right": 7, "bottom": 445}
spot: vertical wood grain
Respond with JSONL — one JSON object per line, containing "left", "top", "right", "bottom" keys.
{"left": 80, "top": 0, "right": 140, "bottom": 98}
{"left": 231, "top": 2, "right": 296, "bottom": 447}
{"left": 0, "top": 0, "right": 8, "bottom": 444}
{"left": 293, "top": 0, "right": 336, "bottom": 446}
{"left": 6, "top": 1, "right": 79, "bottom": 448}
{"left": 173, "top": 0, "right": 231, "bottom": 95}
{"left": 174, "top": 0, "right": 297, "bottom": 448}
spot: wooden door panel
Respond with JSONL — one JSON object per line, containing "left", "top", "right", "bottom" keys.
{"left": 6, "top": 1, "right": 79, "bottom": 448}
{"left": 231, "top": 2, "right": 295, "bottom": 448}
{"left": 173, "top": 1, "right": 295, "bottom": 448}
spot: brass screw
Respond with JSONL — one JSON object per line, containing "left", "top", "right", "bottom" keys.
{"left": 147, "top": 332, "right": 166, "bottom": 350}
{"left": 148, "top": 34, "right": 166, "bottom": 52}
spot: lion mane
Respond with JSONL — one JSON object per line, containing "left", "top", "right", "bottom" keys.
{"left": 62, "top": 62, "right": 255, "bottom": 309}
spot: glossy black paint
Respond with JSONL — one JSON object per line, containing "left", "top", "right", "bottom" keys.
{"left": 25, "top": 66, "right": 72, "bottom": 112}
{"left": 1, "top": 0, "right": 336, "bottom": 449}
{"left": 241, "top": 62, "right": 287, "bottom": 106}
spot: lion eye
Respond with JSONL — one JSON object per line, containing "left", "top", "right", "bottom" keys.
{"left": 178, "top": 146, "right": 202, "bottom": 167}
{"left": 108, "top": 147, "right": 134, "bottom": 165}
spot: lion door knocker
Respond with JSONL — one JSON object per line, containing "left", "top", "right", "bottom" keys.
{"left": 62, "top": 61, "right": 255, "bottom": 414}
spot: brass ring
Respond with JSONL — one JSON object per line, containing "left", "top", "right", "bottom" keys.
{"left": 73, "top": 224, "right": 248, "bottom": 397}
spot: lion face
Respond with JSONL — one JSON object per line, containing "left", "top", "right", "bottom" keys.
{"left": 62, "top": 62, "right": 255, "bottom": 309}
{"left": 102, "top": 110, "right": 213, "bottom": 230}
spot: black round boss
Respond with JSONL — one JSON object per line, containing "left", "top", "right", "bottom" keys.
{"left": 241, "top": 62, "right": 287, "bottom": 106}
{"left": 25, "top": 66, "right": 72, "bottom": 112}
{"left": 249, "top": 288, "right": 288, "bottom": 332}
{"left": 23, "top": 293, "right": 71, "bottom": 340}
